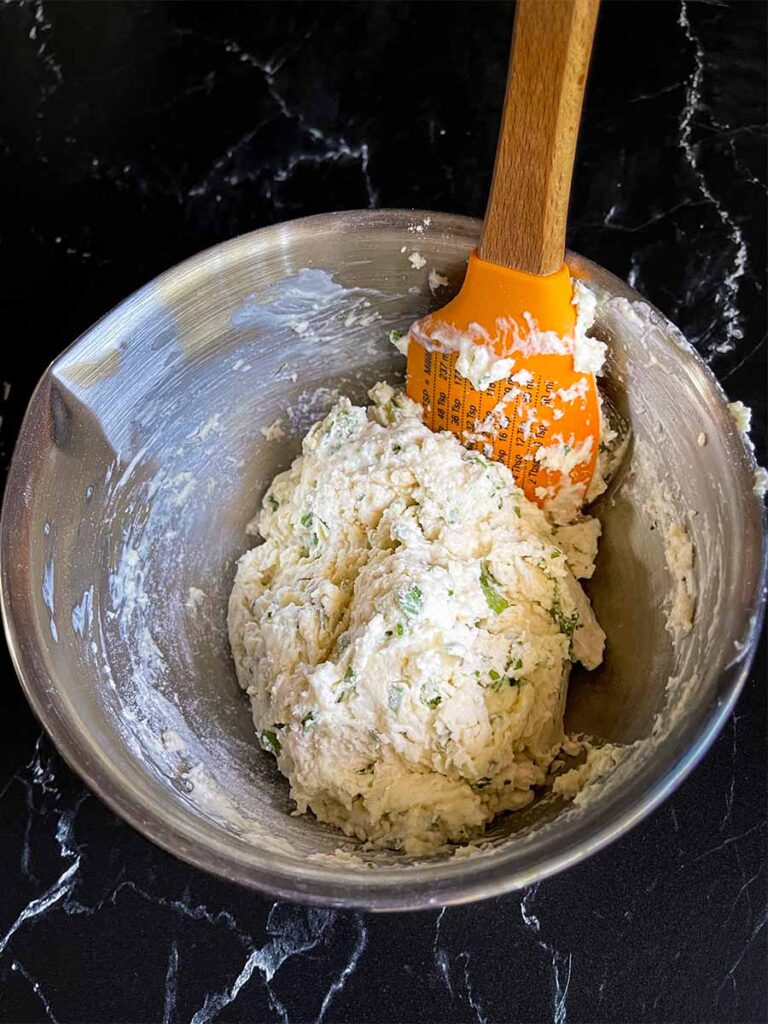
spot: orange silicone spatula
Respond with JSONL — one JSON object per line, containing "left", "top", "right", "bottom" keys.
{"left": 406, "top": 0, "right": 601, "bottom": 515}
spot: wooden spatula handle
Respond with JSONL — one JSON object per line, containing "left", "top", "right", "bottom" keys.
{"left": 478, "top": 0, "right": 599, "bottom": 276}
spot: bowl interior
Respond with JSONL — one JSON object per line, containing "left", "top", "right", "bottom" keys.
{"left": 3, "top": 210, "right": 764, "bottom": 908}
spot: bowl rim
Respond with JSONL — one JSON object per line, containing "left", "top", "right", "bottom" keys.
{"left": 2, "top": 208, "right": 766, "bottom": 911}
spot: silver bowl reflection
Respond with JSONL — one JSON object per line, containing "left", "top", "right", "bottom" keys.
{"left": 2, "top": 210, "right": 765, "bottom": 910}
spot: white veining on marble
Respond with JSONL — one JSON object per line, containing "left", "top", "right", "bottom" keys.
{"left": 520, "top": 884, "right": 575, "bottom": 1024}
{"left": 432, "top": 908, "right": 489, "bottom": 1024}
{"left": 10, "top": 959, "right": 60, "bottom": 1024}
{"left": 1, "top": 743, "right": 373, "bottom": 1024}
{"left": 0, "top": 840, "right": 79, "bottom": 957}
{"left": 678, "top": 1, "right": 747, "bottom": 357}
{"left": 433, "top": 906, "right": 453, "bottom": 997}
{"left": 188, "top": 904, "right": 367, "bottom": 1024}
{"left": 720, "top": 712, "right": 738, "bottom": 831}
{"left": 520, "top": 883, "right": 542, "bottom": 932}
{"left": 682, "top": 821, "right": 766, "bottom": 871}
{"left": 316, "top": 913, "right": 368, "bottom": 1024}
{"left": 715, "top": 911, "right": 768, "bottom": 1012}
{"left": 177, "top": 27, "right": 378, "bottom": 210}
{"left": 0, "top": 740, "right": 86, "bottom": 990}
{"left": 457, "top": 951, "right": 488, "bottom": 1024}
{"left": 103, "top": 879, "right": 253, "bottom": 945}
{"left": 162, "top": 940, "right": 179, "bottom": 1024}
{"left": 552, "top": 952, "right": 574, "bottom": 1024}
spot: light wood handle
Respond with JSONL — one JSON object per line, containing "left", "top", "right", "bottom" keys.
{"left": 478, "top": 0, "right": 599, "bottom": 276}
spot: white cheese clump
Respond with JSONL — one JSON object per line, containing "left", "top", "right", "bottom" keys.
{"left": 228, "top": 384, "right": 605, "bottom": 854}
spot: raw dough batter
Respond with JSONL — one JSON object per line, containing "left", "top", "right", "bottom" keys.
{"left": 229, "top": 383, "right": 606, "bottom": 854}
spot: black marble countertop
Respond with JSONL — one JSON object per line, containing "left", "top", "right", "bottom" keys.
{"left": 1, "top": 2, "right": 765, "bottom": 1022}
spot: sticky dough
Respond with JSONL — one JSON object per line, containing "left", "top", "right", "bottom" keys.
{"left": 228, "top": 383, "right": 606, "bottom": 854}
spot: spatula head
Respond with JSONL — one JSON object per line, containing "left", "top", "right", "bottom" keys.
{"left": 405, "top": 251, "right": 600, "bottom": 519}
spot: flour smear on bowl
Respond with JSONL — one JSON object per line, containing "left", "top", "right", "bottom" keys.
{"left": 86, "top": 259, "right": 737, "bottom": 864}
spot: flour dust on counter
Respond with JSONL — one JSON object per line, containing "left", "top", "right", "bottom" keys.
{"left": 229, "top": 383, "right": 610, "bottom": 854}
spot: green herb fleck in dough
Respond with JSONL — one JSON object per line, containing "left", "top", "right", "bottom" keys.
{"left": 420, "top": 684, "right": 442, "bottom": 709}
{"left": 388, "top": 685, "right": 404, "bottom": 714}
{"left": 336, "top": 669, "right": 357, "bottom": 703}
{"left": 261, "top": 730, "right": 281, "bottom": 756}
{"left": 398, "top": 584, "right": 423, "bottom": 618}
{"left": 479, "top": 562, "right": 509, "bottom": 615}
{"left": 551, "top": 590, "right": 579, "bottom": 640}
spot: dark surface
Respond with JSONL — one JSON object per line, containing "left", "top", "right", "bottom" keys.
{"left": 0, "top": 2, "right": 766, "bottom": 1022}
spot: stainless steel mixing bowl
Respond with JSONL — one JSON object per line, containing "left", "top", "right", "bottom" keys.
{"left": 2, "top": 210, "right": 765, "bottom": 910}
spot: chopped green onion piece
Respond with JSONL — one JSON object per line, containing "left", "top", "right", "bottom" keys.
{"left": 551, "top": 590, "right": 579, "bottom": 639}
{"left": 479, "top": 562, "right": 509, "bottom": 615}
{"left": 420, "top": 684, "right": 442, "bottom": 709}
{"left": 398, "top": 584, "right": 423, "bottom": 618}
{"left": 261, "top": 730, "right": 281, "bottom": 756}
